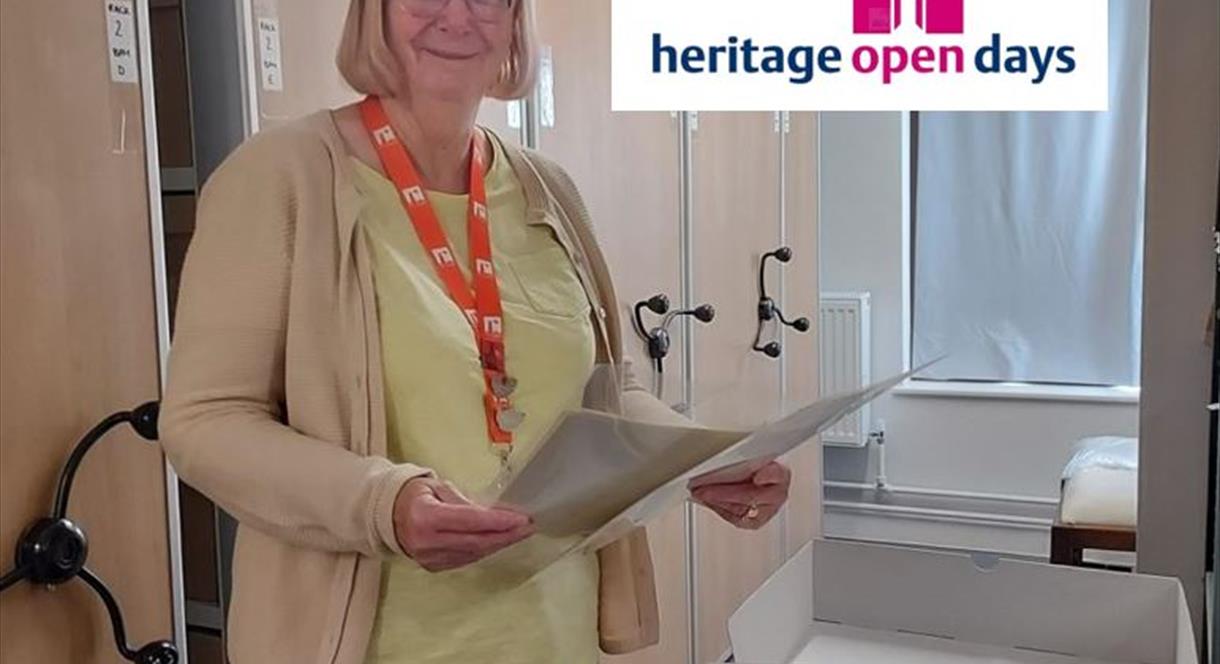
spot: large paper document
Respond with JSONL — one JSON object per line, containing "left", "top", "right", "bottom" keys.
{"left": 487, "top": 368, "right": 917, "bottom": 554}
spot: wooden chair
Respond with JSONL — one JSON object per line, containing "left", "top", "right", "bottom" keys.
{"left": 1050, "top": 523, "right": 1136, "bottom": 569}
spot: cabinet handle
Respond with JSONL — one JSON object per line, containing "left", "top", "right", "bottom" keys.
{"left": 632, "top": 293, "right": 716, "bottom": 398}
{"left": 753, "top": 247, "right": 811, "bottom": 358}
{"left": 0, "top": 402, "right": 179, "bottom": 664}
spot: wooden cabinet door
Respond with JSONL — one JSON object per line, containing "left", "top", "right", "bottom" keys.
{"left": 532, "top": 1, "right": 689, "bottom": 663}
{"left": 0, "top": 2, "right": 173, "bottom": 661}
{"left": 689, "top": 112, "right": 787, "bottom": 663}
{"left": 250, "top": 0, "right": 355, "bottom": 126}
{"left": 781, "top": 112, "right": 822, "bottom": 556}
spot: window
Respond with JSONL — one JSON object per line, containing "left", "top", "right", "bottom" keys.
{"left": 910, "top": 0, "right": 1149, "bottom": 388}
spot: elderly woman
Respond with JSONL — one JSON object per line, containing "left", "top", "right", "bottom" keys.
{"left": 161, "top": 0, "right": 791, "bottom": 662}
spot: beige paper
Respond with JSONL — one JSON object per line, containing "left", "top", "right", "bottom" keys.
{"left": 487, "top": 368, "right": 919, "bottom": 559}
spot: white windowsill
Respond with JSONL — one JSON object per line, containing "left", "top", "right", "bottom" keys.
{"left": 892, "top": 379, "right": 1141, "bottom": 404}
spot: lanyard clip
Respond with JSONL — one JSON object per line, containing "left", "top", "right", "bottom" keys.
{"left": 490, "top": 373, "right": 518, "bottom": 398}
{"left": 494, "top": 406, "right": 525, "bottom": 433}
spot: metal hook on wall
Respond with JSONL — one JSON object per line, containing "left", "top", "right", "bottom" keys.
{"left": 753, "top": 246, "right": 811, "bottom": 358}
{"left": 0, "top": 402, "right": 179, "bottom": 664}
{"left": 632, "top": 293, "right": 716, "bottom": 397}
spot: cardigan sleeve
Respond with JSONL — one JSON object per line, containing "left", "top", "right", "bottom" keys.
{"left": 160, "top": 128, "right": 431, "bottom": 559}
{"left": 618, "top": 357, "right": 698, "bottom": 426}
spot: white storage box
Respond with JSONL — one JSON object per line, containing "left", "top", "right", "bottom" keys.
{"left": 729, "top": 539, "right": 1196, "bottom": 664}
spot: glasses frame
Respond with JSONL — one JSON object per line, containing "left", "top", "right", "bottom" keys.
{"left": 398, "top": 0, "right": 515, "bottom": 22}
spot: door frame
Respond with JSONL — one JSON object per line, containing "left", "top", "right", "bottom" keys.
{"left": 136, "top": 0, "right": 189, "bottom": 658}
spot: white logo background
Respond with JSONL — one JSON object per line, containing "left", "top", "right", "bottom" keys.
{"left": 611, "top": 0, "right": 1108, "bottom": 111}
{"left": 431, "top": 247, "right": 455, "bottom": 265}
{"left": 403, "top": 186, "right": 426, "bottom": 205}
{"left": 373, "top": 125, "right": 396, "bottom": 144}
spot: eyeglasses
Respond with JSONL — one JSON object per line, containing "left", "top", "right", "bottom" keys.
{"left": 398, "top": 0, "right": 514, "bottom": 22}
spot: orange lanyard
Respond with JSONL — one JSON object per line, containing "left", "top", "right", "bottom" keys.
{"left": 359, "top": 96, "right": 519, "bottom": 450}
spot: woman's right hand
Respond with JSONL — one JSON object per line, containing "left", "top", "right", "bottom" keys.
{"left": 392, "top": 477, "right": 535, "bottom": 572}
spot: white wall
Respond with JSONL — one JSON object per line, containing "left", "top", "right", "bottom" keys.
{"left": 818, "top": 112, "right": 1141, "bottom": 558}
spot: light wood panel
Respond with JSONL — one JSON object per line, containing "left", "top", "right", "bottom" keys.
{"left": 690, "top": 112, "right": 786, "bottom": 662}
{"left": 0, "top": 2, "right": 171, "bottom": 662}
{"left": 781, "top": 113, "right": 822, "bottom": 556}
{"left": 533, "top": 0, "right": 684, "bottom": 404}
{"left": 252, "top": 0, "right": 356, "bottom": 125}
{"left": 533, "top": 0, "right": 688, "bottom": 662}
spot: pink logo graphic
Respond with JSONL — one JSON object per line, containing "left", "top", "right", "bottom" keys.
{"left": 854, "top": 0, "right": 899, "bottom": 33}
{"left": 854, "top": 0, "right": 963, "bottom": 35}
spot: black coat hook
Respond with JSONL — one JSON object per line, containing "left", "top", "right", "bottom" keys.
{"left": 0, "top": 402, "right": 179, "bottom": 664}
{"left": 632, "top": 293, "right": 715, "bottom": 395}
{"left": 753, "top": 247, "right": 811, "bottom": 358}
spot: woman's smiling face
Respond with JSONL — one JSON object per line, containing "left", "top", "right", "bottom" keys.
{"left": 385, "top": 0, "right": 515, "bottom": 103}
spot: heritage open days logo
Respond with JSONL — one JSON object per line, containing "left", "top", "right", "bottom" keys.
{"left": 611, "top": 0, "right": 1109, "bottom": 111}
{"left": 653, "top": 0, "right": 1077, "bottom": 86}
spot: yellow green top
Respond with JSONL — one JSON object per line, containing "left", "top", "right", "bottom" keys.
{"left": 354, "top": 134, "right": 600, "bottom": 664}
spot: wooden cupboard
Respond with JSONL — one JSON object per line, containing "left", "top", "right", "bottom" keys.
{"left": 0, "top": 1, "right": 176, "bottom": 661}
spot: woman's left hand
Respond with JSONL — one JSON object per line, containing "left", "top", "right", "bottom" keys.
{"left": 690, "top": 461, "right": 792, "bottom": 530}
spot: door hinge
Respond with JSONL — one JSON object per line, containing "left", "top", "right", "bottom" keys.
{"left": 774, "top": 111, "right": 791, "bottom": 134}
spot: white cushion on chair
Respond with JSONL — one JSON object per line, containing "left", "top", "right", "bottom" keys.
{"left": 1058, "top": 436, "right": 1138, "bottom": 528}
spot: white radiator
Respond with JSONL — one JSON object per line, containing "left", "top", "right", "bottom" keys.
{"left": 819, "top": 292, "right": 872, "bottom": 447}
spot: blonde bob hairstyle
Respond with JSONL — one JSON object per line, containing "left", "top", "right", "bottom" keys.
{"left": 337, "top": 0, "right": 538, "bottom": 100}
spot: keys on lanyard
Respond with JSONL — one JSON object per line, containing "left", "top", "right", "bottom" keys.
{"left": 359, "top": 96, "right": 523, "bottom": 463}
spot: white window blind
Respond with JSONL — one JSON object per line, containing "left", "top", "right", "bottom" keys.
{"left": 912, "top": 0, "right": 1149, "bottom": 387}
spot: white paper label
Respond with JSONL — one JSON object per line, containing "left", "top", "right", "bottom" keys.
{"left": 506, "top": 100, "right": 522, "bottom": 129}
{"left": 105, "top": 0, "right": 138, "bottom": 84}
{"left": 257, "top": 17, "right": 284, "bottom": 91}
{"left": 539, "top": 45, "right": 555, "bottom": 128}
{"left": 612, "top": 0, "right": 1110, "bottom": 111}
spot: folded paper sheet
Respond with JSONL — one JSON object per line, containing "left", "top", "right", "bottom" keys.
{"left": 490, "top": 368, "right": 918, "bottom": 555}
